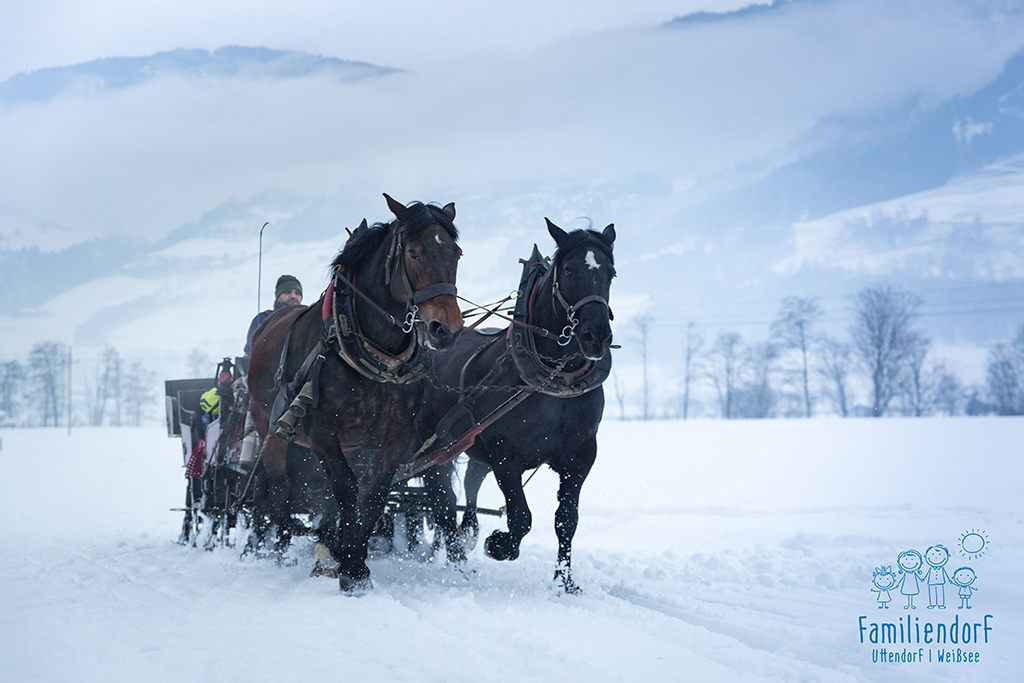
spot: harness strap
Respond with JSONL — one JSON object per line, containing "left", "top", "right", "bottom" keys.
{"left": 412, "top": 282, "right": 458, "bottom": 304}
{"left": 392, "top": 355, "right": 569, "bottom": 485}
{"left": 269, "top": 337, "right": 326, "bottom": 435}
{"left": 553, "top": 279, "right": 613, "bottom": 320}
{"left": 327, "top": 267, "right": 428, "bottom": 384}
{"left": 333, "top": 267, "right": 400, "bottom": 328}
{"left": 271, "top": 309, "right": 305, "bottom": 392}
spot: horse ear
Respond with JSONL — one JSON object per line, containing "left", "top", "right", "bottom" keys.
{"left": 545, "top": 218, "right": 568, "bottom": 247}
{"left": 441, "top": 202, "right": 456, "bottom": 220}
{"left": 384, "top": 193, "right": 409, "bottom": 221}
{"left": 602, "top": 223, "right": 616, "bottom": 245}
{"left": 358, "top": 218, "right": 368, "bottom": 231}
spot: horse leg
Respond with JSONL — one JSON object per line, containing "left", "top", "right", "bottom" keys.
{"left": 552, "top": 437, "right": 597, "bottom": 594}
{"left": 484, "top": 451, "right": 530, "bottom": 562}
{"left": 422, "top": 461, "right": 466, "bottom": 564}
{"left": 251, "top": 436, "right": 292, "bottom": 553}
{"left": 458, "top": 456, "right": 490, "bottom": 551}
{"left": 329, "top": 468, "right": 395, "bottom": 589}
{"left": 313, "top": 441, "right": 372, "bottom": 591}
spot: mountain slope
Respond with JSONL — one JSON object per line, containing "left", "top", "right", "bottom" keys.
{"left": 0, "top": 46, "right": 398, "bottom": 104}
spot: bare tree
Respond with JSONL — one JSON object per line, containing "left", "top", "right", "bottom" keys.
{"left": 0, "top": 360, "right": 25, "bottom": 423}
{"left": 633, "top": 316, "right": 652, "bottom": 420}
{"left": 817, "top": 335, "right": 852, "bottom": 417}
{"left": 186, "top": 348, "right": 211, "bottom": 379}
{"left": 107, "top": 347, "right": 124, "bottom": 426}
{"left": 122, "top": 360, "right": 155, "bottom": 426}
{"left": 770, "top": 296, "right": 823, "bottom": 417}
{"left": 985, "top": 324, "right": 1024, "bottom": 415}
{"left": 897, "top": 334, "right": 932, "bottom": 417}
{"left": 851, "top": 286, "right": 922, "bottom": 417}
{"left": 611, "top": 370, "right": 626, "bottom": 420}
{"left": 681, "top": 322, "right": 703, "bottom": 420}
{"left": 931, "top": 365, "right": 963, "bottom": 416}
{"left": 735, "top": 341, "right": 778, "bottom": 418}
{"left": 90, "top": 345, "right": 123, "bottom": 426}
{"left": 28, "top": 341, "right": 67, "bottom": 426}
{"left": 707, "top": 333, "right": 743, "bottom": 419}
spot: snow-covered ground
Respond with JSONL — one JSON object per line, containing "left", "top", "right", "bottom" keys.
{"left": 1, "top": 417, "right": 1021, "bottom": 682}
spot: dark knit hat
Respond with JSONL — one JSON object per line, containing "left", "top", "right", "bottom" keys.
{"left": 275, "top": 274, "right": 302, "bottom": 299}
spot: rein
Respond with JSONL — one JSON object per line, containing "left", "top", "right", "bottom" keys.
{"left": 392, "top": 354, "right": 572, "bottom": 484}
{"left": 457, "top": 293, "right": 562, "bottom": 341}
{"left": 395, "top": 243, "right": 614, "bottom": 482}
{"left": 457, "top": 245, "right": 613, "bottom": 348}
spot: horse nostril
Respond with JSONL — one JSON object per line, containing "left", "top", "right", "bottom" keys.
{"left": 427, "top": 320, "right": 450, "bottom": 339}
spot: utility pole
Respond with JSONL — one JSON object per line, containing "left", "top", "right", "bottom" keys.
{"left": 257, "top": 222, "right": 269, "bottom": 327}
{"left": 67, "top": 345, "right": 73, "bottom": 436}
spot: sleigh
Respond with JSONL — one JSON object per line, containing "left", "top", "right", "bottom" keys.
{"left": 164, "top": 357, "right": 491, "bottom": 555}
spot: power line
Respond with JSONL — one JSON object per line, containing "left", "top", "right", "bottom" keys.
{"left": 649, "top": 305, "right": 1024, "bottom": 329}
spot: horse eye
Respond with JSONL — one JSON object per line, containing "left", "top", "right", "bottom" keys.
{"left": 408, "top": 249, "right": 420, "bottom": 260}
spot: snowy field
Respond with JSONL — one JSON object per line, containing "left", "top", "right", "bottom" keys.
{"left": 1, "top": 417, "right": 1021, "bottom": 683}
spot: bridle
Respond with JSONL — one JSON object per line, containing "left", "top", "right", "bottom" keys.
{"left": 550, "top": 247, "right": 614, "bottom": 347}
{"left": 339, "top": 217, "right": 458, "bottom": 335}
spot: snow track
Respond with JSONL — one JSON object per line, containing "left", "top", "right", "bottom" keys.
{"left": 1, "top": 420, "right": 1021, "bottom": 682}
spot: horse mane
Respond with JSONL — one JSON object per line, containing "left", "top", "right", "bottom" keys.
{"left": 552, "top": 229, "right": 614, "bottom": 267}
{"left": 330, "top": 202, "right": 459, "bottom": 272}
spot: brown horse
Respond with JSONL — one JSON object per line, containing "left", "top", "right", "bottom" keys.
{"left": 247, "top": 194, "right": 463, "bottom": 590}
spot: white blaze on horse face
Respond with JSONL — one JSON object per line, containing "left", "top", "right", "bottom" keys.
{"left": 585, "top": 250, "right": 600, "bottom": 270}
{"left": 435, "top": 234, "right": 443, "bottom": 245}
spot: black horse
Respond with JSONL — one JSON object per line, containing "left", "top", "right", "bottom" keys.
{"left": 247, "top": 194, "right": 465, "bottom": 590}
{"left": 416, "top": 219, "right": 615, "bottom": 593}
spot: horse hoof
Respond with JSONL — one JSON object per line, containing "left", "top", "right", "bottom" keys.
{"left": 447, "top": 546, "right": 468, "bottom": 565}
{"left": 310, "top": 543, "right": 340, "bottom": 578}
{"left": 310, "top": 564, "right": 338, "bottom": 578}
{"left": 554, "top": 570, "right": 582, "bottom": 595}
{"left": 338, "top": 574, "right": 373, "bottom": 593}
{"left": 459, "top": 522, "right": 479, "bottom": 552}
{"left": 337, "top": 559, "right": 372, "bottom": 593}
{"left": 484, "top": 532, "right": 519, "bottom": 561}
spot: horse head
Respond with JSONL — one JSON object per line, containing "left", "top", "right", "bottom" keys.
{"left": 545, "top": 219, "right": 616, "bottom": 362}
{"left": 384, "top": 194, "right": 463, "bottom": 351}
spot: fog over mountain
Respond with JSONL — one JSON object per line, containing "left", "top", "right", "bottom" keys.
{"left": 2, "top": 0, "right": 1024, "bottom": 411}
{"left": 0, "top": 46, "right": 398, "bottom": 105}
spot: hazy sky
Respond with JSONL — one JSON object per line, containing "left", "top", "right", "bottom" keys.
{"left": 0, "top": 1, "right": 746, "bottom": 80}
{"left": 3, "top": 0, "right": 1024, "bottom": 398}
{"left": 4, "top": 0, "right": 1023, "bottom": 254}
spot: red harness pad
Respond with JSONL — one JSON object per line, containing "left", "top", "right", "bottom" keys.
{"left": 322, "top": 276, "right": 335, "bottom": 321}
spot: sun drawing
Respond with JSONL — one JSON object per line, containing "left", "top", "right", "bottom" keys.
{"left": 958, "top": 529, "right": 989, "bottom": 560}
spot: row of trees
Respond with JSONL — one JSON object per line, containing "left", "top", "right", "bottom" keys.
{"left": 621, "top": 286, "right": 978, "bottom": 420}
{"left": 986, "top": 324, "right": 1024, "bottom": 415}
{"left": 0, "top": 343, "right": 155, "bottom": 427}
{"left": 1, "top": 342, "right": 69, "bottom": 427}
